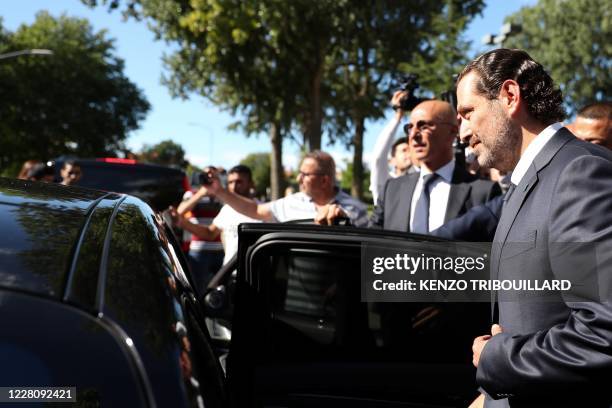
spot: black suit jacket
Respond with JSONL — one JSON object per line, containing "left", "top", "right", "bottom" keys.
{"left": 432, "top": 195, "right": 504, "bottom": 241}
{"left": 369, "top": 163, "right": 501, "bottom": 231}
{"left": 478, "top": 128, "right": 612, "bottom": 407}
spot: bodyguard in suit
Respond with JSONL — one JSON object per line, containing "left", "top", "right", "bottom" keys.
{"left": 456, "top": 48, "right": 612, "bottom": 407}
{"left": 369, "top": 99, "right": 501, "bottom": 232}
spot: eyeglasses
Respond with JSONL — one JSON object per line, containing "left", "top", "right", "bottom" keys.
{"left": 298, "top": 171, "right": 325, "bottom": 178}
{"left": 404, "top": 120, "right": 455, "bottom": 134}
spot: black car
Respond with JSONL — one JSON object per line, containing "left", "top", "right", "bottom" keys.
{"left": 54, "top": 158, "right": 190, "bottom": 212}
{"left": 0, "top": 178, "right": 489, "bottom": 407}
{"left": 0, "top": 177, "right": 225, "bottom": 407}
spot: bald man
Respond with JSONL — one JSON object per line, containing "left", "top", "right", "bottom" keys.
{"left": 569, "top": 102, "right": 612, "bottom": 150}
{"left": 370, "top": 100, "right": 501, "bottom": 232}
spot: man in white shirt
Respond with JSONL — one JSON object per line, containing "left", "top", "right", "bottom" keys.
{"left": 205, "top": 150, "right": 368, "bottom": 227}
{"left": 369, "top": 90, "right": 418, "bottom": 203}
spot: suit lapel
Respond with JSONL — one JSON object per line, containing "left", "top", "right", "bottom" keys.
{"left": 491, "top": 128, "right": 575, "bottom": 281}
{"left": 444, "top": 166, "right": 472, "bottom": 223}
{"left": 495, "top": 167, "right": 539, "bottom": 246}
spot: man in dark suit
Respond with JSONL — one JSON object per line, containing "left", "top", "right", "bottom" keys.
{"left": 456, "top": 49, "right": 612, "bottom": 407}
{"left": 434, "top": 102, "right": 612, "bottom": 242}
{"left": 432, "top": 194, "right": 503, "bottom": 241}
{"left": 369, "top": 99, "right": 501, "bottom": 232}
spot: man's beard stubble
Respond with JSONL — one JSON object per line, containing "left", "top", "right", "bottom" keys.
{"left": 477, "top": 103, "right": 521, "bottom": 173}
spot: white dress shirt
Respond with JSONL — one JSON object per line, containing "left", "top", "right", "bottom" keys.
{"left": 511, "top": 122, "right": 563, "bottom": 185}
{"left": 410, "top": 159, "right": 455, "bottom": 232}
{"left": 266, "top": 191, "right": 369, "bottom": 227}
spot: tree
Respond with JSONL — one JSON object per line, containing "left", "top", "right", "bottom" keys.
{"left": 85, "top": 0, "right": 483, "bottom": 200}
{"left": 502, "top": 0, "right": 611, "bottom": 114}
{"left": 327, "top": 0, "right": 484, "bottom": 198}
{"left": 0, "top": 12, "right": 150, "bottom": 176}
{"left": 340, "top": 160, "right": 372, "bottom": 203}
{"left": 407, "top": 0, "right": 484, "bottom": 97}
{"left": 239, "top": 152, "right": 272, "bottom": 199}
{"left": 139, "top": 139, "right": 186, "bottom": 167}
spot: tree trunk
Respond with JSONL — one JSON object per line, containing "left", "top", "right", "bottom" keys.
{"left": 351, "top": 114, "right": 365, "bottom": 200}
{"left": 305, "top": 55, "right": 324, "bottom": 151}
{"left": 269, "top": 121, "right": 285, "bottom": 200}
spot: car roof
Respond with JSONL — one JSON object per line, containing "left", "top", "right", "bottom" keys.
{"left": 53, "top": 158, "right": 188, "bottom": 211}
{"left": 0, "top": 177, "right": 120, "bottom": 299}
{"left": 56, "top": 157, "right": 186, "bottom": 173}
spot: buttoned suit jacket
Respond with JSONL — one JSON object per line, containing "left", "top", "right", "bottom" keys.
{"left": 478, "top": 128, "right": 612, "bottom": 407}
{"left": 369, "top": 164, "right": 501, "bottom": 231}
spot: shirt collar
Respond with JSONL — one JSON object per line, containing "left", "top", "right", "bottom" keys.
{"left": 303, "top": 190, "right": 341, "bottom": 205}
{"left": 511, "top": 122, "right": 563, "bottom": 185}
{"left": 420, "top": 159, "right": 455, "bottom": 183}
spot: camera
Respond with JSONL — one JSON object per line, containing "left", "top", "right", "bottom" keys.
{"left": 394, "top": 74, "right": 421, "bottom": 111}
{"left": 198, "top": 172, "right": 212, "bottom": 185}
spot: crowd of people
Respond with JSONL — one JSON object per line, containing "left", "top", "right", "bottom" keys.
{"left": 174, "top": 71, "right": 610, "bottom": 296}
{"left": 8, "top": 46, "right": 611, "bottom": 407}
{"left": 170, "top": 49, "right": 611, "bottom": 408}
{"left": 16, "top": 160, "right": 82, "bottom": 185}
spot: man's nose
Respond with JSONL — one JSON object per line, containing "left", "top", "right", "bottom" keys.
{"left": 459, "top": 130, "right": 472, "bottom": 145}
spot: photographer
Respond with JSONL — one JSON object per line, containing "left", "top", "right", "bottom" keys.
{"left": 173, "top": 165, "right": 224, "bottom": 292}
{"left": 172, "top": 165, "right": 259, "bottom": 269}
{"left": 369, "top": 90, "right": 419, "bottom": 204}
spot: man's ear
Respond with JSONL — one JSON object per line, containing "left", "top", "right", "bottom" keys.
{"left": 499, "top": 79, "right": 521, "bottom": 117}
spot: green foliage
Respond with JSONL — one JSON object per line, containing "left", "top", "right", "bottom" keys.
{"left": 139, "top": 139, "right": 186, "bottom": 167}
{"left": 503, "top": 0, "right": 611, "bottom": 114}
{"left": 239, "top": 152, "right": 272, "bottom": 198}
{"left": 404, "top": 0, "right": 485, "bottom": 98}
{"left": 340, "top": 160, "right": 372, "bottom": 203}
{"left": 85, "top": 0, "right": 483, "bottom": 198}
{"left": 0, "top": 12, "right": 150, "bottom": 173}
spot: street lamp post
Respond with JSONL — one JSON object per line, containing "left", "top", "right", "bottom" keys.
{"left": 0, "top": 49, "right": 54, "bottom": 61}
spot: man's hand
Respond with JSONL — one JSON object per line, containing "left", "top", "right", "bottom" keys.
{"left": 391, "top": 90, "right": 409, "bottom": 117}
{"left": 314, "top": 204, "right": 347, "bottom": 225}
{"left": 201, "top": 169, "right": 224, "bottom": 196}
{"left": 167, "top": 206, "right": 186, "bottom": 228}
{"left": 472, "top": 324, "right": 503, "bottom": 367}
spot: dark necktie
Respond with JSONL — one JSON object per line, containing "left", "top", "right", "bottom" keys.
{"left": 412, "top": 173, "right": 439, "bottom": 233}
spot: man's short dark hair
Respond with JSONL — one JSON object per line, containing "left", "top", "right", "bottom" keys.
{"left": 228, "top": 164, "right": 253, "bottom": 181}
{"left": 391, "top": 138, "right": 408, "bottom": 157}
{"left": 578, "top": 101, "right": 612, "bottom": 120}
{"left": 62, "top": 160, "right": 80, "bottom": 170}
{"left": 457, "top": 48, "right": 565, "bottom": 125}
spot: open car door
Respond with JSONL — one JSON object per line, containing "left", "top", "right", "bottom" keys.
{"left": 227, "top": 223, "right": 490, "bottom": 408}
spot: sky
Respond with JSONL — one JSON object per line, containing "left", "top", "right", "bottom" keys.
{"left": 1, "top": 0, "right": 536, "bottom": 171}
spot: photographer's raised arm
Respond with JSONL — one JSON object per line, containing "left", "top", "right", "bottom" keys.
{"left": 177, "top": 186, "right": 208, "bottom": 215}
{"left": 207, "top": 176, "right": 274, "bottom": 221}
